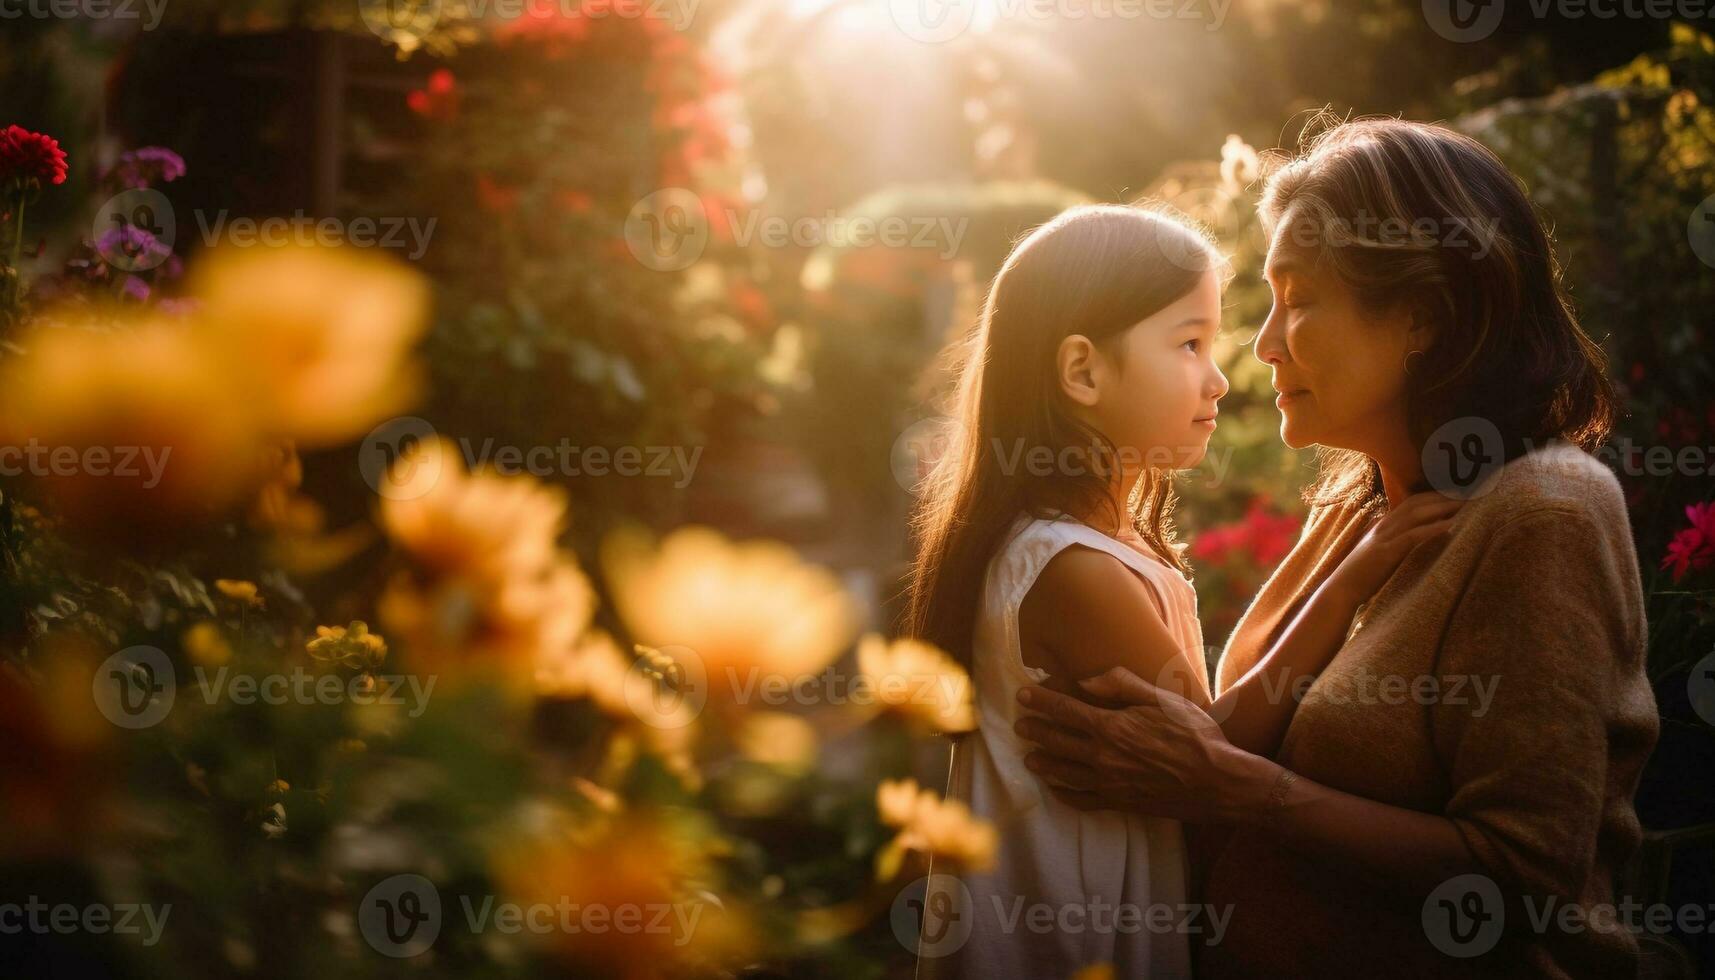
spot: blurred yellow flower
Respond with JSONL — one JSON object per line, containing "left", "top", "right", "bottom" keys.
{"left": 735, "top": 712, "right": 818, "bottom": 772}
{"left": 0, "top": 319, "right": 260, "bottom": 544}
{"left": 1071, "top": 966, "right": 1116, "bottom": 980}
{"left": 214, "top": 579, "right": 263, "bottom": 606}
{"left": 490, "top": 813, "right": 753, "bottom": 975}
{"left": 856, "top": 634, "right": 974, "bottom": 734}
{"left": 379, "top": 437, "right": 569, "bottom": 586}
{"left": 182, "top": 621, "right": 232, "bottom": 667}
{"left": 875, "top": 778, "right": 997, "bottom": 876}
{"left": 305, "top": 621, "right": 388, "bottom": 671}
{"left": 377, "top": 437, "right": 596, "bottom": 686}
{"left": 602, "top": 526, "right": 857, "bottom": 707}
{"left": 187, "top": 243, "right": 429, "bottom": 447}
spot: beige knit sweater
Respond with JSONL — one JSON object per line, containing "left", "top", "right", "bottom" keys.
{"left": 1200, "top": 442, "right": 1659, "bottom": 978}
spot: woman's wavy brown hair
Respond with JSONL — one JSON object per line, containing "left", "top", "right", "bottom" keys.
{"left": 901, "top": 204, "right": 1223, "bottom": 671}
{"left": 1260, "top": 116, "right": 1617, "bottom": 505}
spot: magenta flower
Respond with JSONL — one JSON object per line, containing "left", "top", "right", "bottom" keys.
{"left": 104, "top": 146, "right": 186, "bottom": 190}
{"left": 1661, "top": 500, "right": 1715, "bottom": 583}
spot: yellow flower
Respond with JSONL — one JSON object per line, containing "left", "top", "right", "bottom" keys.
{"left": 603, "top": 526, "right": 857, "bottom": 707}
{"left": 377, "top": 437, "right": 596, "bottom": 686}
{"left": 187, "top": 243, "right": 429, "bottom": 447}
{"left": 875, "top": 778, "right": 997, "bottom": 875}
{"left": 0, "top": 319, "right": 261, "bottom": 544}
{"left": 379, "top": 437, "right": 569, "bottom": 587}
{"left": 379, "top": 560, "right": 593, "bottom": 685}
{"left": 305, "top": 621, "right": 388, "bottom": 671}
{"left": 856, "top": 634, "right": 974, "bottom": 733}
{"left": 1071, "top": 966, "right": 1116, "bottom": 980}
{"left": 182, "top": 622, "right": 232, "bottom": 667}
{"left": 215, "top": 579, "right": 264, "bottom": 607}
{"left": 490, "top": 813, "right": 753, "bottom": 974}
{"left": 735, "top": 712, "right": 818, "bottom": 772}
{"left": 535, "top": 630, "right": 632, "bottom": 713}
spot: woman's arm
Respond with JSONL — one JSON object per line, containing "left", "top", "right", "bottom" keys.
{"left": 1017, "top": 672, "right": 1483, "bottom": 900}
{"left": 1213, "top": 492, "right": 1463, "bottom": 757}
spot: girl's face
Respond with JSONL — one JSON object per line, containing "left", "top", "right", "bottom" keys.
{"left": 1253, "top": 212, "right": 1424, "bottom": 454}
{"left": 1064, "top": 267, "right": 1228, "bottom": 470}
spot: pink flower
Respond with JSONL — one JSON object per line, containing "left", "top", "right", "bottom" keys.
{"left": 0, "top": 125, "right": 68, "bottom": 186}
{"left": 1661, "top": 500, "right": 1715, "bottom": 583}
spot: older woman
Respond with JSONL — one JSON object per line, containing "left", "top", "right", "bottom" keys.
{"left": 1015, "top": 119, "right": 1659, "bottom": 976}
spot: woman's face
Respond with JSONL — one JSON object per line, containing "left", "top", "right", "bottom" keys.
{"left": 1253, "top": 209, "right": 1421, "bottom": 455}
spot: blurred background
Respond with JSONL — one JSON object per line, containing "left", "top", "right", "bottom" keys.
{"left": 1, "top": 0, "right": 1713, "bottom": 976}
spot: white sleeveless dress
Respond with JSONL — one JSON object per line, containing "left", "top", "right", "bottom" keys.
{"left": 921, "top": 513, "right": 1207, "bottom": 979}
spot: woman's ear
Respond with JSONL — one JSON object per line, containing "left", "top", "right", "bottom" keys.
{"left": 1056, "top": 334, "right": 1101, "bottom": 407}
{"left": 1405, "top": 306, "right": 1439, "bottom": 357}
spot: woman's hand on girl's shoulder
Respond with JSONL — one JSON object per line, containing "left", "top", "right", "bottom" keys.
{"left": 1325, "top": 491, "right": 1464, "bottom": 607}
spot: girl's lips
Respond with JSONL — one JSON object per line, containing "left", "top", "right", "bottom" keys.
{"left": 1275, "top": 389, "right": 1307, "bottom": 406}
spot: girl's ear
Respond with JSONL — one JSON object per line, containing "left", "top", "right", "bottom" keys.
{"left": 1056, "top": 334, "right": 1101, "bottom": 407}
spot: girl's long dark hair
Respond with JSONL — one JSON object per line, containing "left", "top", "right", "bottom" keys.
{"left": 902, "top": 204, "right": 1222, "bottom": 671}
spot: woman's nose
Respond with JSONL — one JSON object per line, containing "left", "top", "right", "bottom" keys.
{"left": 1253, "top": 307, "right": 1286, "bottom": 366}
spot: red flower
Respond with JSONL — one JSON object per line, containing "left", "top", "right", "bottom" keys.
{"left": 1190, "top": 498, "right": 1303, "bottom": 569}
{"left": 406, "top": 69, "right": 459, "bottom": 121}
{"left": 1661, "top": 500, "right": 1715, "bottom": 583}
{"left": 0, "top": 125, "right": 68, "bottom": 186}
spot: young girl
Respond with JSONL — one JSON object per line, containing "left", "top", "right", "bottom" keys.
{"left": 903, "top": 205, "right": 1457, "bottom": 977}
